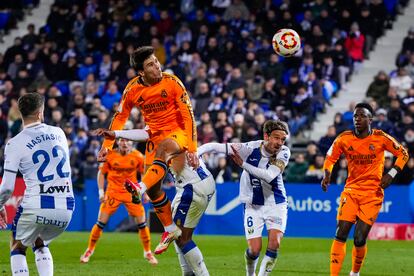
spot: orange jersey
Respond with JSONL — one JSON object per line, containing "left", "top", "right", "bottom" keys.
{"left": 99, "top": 149, "right": 144, "bottom": 194}
{"left": 324, "top": 129, "right": 409, "bottom": 195}
{"left": 102, "top": 72, "right": 197, "bottom": 152}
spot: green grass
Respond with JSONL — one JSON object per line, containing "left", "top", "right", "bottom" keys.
{"left": 0, "top": 231, "right": 413, "bottom": 275}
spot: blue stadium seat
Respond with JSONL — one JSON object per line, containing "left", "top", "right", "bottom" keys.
{"left": 0, "top": 11, "right": 10, "bottom": 30}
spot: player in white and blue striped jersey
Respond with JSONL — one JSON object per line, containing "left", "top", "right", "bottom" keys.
{"left": 93, "top": 127, "right": 215, "bottom": 276}
{"left": 198, "top": 120, "right": 291, "bottom": 276}
{"left": 0, "top": 93, "right": 74, "bottom": 276}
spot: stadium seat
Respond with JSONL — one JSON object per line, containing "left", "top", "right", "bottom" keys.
{"left": 0, "top": 11, "right": 10, "bottom": 30}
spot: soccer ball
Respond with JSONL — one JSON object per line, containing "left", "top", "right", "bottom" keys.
{"left": 272, "top": 28, "right": 301, "bottom": 57}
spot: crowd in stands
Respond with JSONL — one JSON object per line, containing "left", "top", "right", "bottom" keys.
{"left": 0, "top": 0, "right": 39, "bottom": 42}
{"left": 0, "top": 0, "right": 413, "bottom": 187}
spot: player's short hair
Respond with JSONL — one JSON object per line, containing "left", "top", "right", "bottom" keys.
{"left": 18, "top": 92, "right": 44, "bottom": 118}
{"left": 263, "top": 120, "right": 289, "bottom": 136}
{"left": 355, "top": 102, "right": 374, "bottom": 117}
{"left": 130, "top": 46, "right": 155, "bottom": 71}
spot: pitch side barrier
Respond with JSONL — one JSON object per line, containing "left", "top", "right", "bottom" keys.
{"left": 1, "top": 178, "right": 413, "bottom": 238}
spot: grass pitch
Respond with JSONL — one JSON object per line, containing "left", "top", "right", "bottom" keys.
{"left": 0, "top": 231, "right": 413, "bottom": 275}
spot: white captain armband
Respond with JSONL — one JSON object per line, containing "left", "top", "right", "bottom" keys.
{"left": 387, "top": 168, "right": 398, "bottom": 178}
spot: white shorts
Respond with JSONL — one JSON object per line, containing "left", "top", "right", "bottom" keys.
{"left": 172, "top": 176, "right": 215, "bottom": 229}
{"left": 243, "top": 202, "right": 288, "bottom": 240}
{"left": 12, "top": 207, "right": 73, "bottom": 247}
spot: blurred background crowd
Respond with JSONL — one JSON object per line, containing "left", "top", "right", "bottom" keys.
{"left": 0, "top": 0, "right": 413, "bottom": 188}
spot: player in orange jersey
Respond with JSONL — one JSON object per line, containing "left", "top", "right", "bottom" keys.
{"left": 80, "top": 138, "right": 158, "bottom": 265}
{"left": 321, "top": 102, "right": 409, "bottom": 276}
{"left": 96, "top": 46, "right": 199, "bottom": 254}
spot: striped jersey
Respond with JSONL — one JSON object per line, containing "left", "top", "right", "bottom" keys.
{"left": 169, "top": 155, "right": 212, "bottom": 189}
{"left": 3, "top": 123, "right": 74, "bottom": 209}
{"left": 235, "top": 140, "right": 291, "bottom": 205}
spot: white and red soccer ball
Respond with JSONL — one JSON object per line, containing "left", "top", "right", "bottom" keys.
{"left": 272, "top": 28, "right": 301, "bottom": 57}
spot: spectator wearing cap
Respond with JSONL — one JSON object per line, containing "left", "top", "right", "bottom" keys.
{"left": 372, "top": 108, "right": 394, "bottom": 135}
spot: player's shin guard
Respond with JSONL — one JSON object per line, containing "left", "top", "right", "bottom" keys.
{"left": 10, "top": 250, "right": 29, "bottom": 276}
{"left": 174, "top": 241, "right": 194, "bottom": 276}
{"left": 138, "top": 222, "right": 151, "bottom": 252}
{"left": 330, "top": 239, "right": 346, "bottom": 276}
{"left": 245, "top": 249, "right": 259, "bottom": 276}
{"left": 142, "top": 158, "right": 167, "bottom": 190}
{"left": 88, "top": 221, "right": 106, "bottom": 251}
{"left": 152, "top": 192, "right": 173, "bottom": 227}
{"left": 181, "top": 240, "right": 209, "bottom": 276}
{"left": 351, "top": 245, "right": 367, "bottom": 273}
{"left": 258, "top": 249, "right": 277, "bottom": 276}
{"left": 33, "top": 246, "right": 53, "bottom": 276}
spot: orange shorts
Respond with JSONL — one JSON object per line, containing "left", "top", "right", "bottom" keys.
{"left": 337, "top": 190, "right": 383, "bottom": 225}
{"left": 100, "top": 191, "right": 145, "bottom": 217}
{"left": 144, "top": 128, "right": 188, "bottom": 166}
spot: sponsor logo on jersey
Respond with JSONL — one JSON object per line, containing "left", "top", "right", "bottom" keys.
{"left": 36, "top": 215, "right": 68, "bottom": 228}
{"left": 39, "top": 184, "right": 70, "bottom": 194}
{"left": 142, "top": 101, "right": 169, "bottom": 113}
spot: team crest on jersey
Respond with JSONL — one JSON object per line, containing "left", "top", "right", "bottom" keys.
{"left": 180, "top": 92, "right": 189, "bottom": 104}
{"left": 160, "top": 89, "right": 168, "bottom": 98}
{"left": 248, "top": 228, "right": 254, "bottom": 234}
{"left": 369, "top": 144, "right": 375, "bottom": 151}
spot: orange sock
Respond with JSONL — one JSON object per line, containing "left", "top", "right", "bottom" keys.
{"left": 142, "top": 159, "right": 167, "bottom": 190}
{"left": 330, "top": 239, "right": 346, "bottom": 276}
{"left": 151, "top": 192, "right": 173, "bottom": 227}
{"left": 138, "top": 222, "right": 151, "bottom": 252}
{"left": 88, "top": 223, "right": 104, "bottom": 251}
{"left": 352, "top": 245, "right": 367, "bottom": 273}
